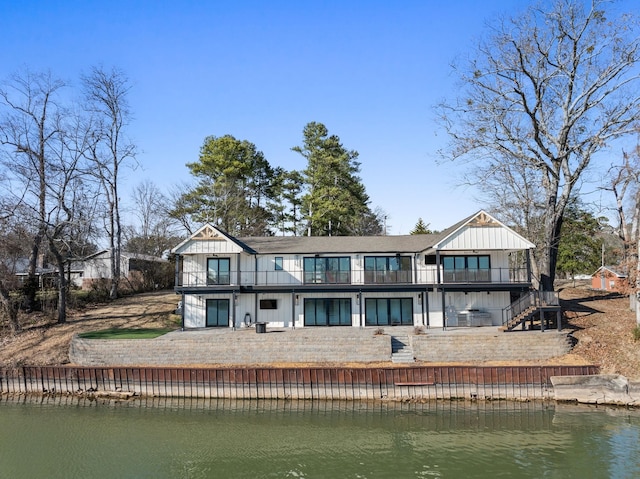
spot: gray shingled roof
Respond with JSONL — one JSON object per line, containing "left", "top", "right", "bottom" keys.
{"left": 233, "top": 212, "right": 479, "bottom": 255}
{"left": 236, "top": 234, "right": 434, "bottom": 254}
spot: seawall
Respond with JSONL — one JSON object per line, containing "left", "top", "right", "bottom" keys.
{"left": 1, "top": 365, "right": 598, "bottom": 401}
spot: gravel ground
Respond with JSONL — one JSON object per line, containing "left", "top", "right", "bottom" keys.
{"left": 1, "top": 284, "right": 638, "bottom": 379}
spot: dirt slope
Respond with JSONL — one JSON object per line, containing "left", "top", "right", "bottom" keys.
{"left": 560, "top": 284, "right": 640, "bottom": 379}
{"left": 0, "top": 290, "right": 179, "bottom": 368}
{"left": 0, "top": 284, "right": 638, "bottom": 378}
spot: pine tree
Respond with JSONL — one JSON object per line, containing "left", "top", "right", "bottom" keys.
{"left": 176, "top": 135, "right": 275, "bottom": 236}
{"left": 410, "top": 218, "right": 433, "bottom": 235}
{"left": 293, "top": 122, "right": 378, "bottom": 236}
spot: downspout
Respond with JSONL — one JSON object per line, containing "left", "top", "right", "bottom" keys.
{"left": 232, "top": 291, "right": 236, "bottom": 330}
{"left": 181, "top": 291, "right": 185, "bottom": 331}
{"left": 358, "top": 291, "right": 363, "bottom": 328}
{"left": 291, "top": 291, "right": 296, "bottom": 329}
{"left": 254, "top": 292, "right": 259, "bottom": 325}
{"left": 425, "top": 290, "right": 430, "bottom": 328}
{"left": 441, "top": 287, "right": 447, "bottom": 331}
{"left": 526, "top": 250, "right": 532, "bottom": 286}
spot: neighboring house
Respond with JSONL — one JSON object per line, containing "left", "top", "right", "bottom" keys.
{"left": 591, "top": 266, "right": 627, "bottom": 293}
{"left": 172, "top": 211, "right": 546, "bottom": 330}
{"left": 81, "top": 250, "right": 168, "bottom": 290}
{"left": 13, "top": 257, "right": 84, "bottom": 289}
{"left": 13, "top": 258, "right": 58, "bottom": 289}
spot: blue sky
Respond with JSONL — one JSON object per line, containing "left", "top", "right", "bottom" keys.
{"left": 1, "top": 0, "right": 591, "bottom": 233}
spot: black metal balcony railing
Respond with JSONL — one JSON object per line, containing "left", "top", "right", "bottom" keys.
{"left": 176, "top": 267, "right": 531, "bottom": 288}
{"left": 363, "top": 270, "right": 412, "bottom": 284}
{"left": 442, "top": 269, "right": 491, "bottom": 283}
{"left": 303, "top": 271, "right": 351, "bottom": 284}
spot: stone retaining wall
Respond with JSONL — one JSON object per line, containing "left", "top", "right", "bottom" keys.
{"left": 70, "top": 329, "right": 391, "bottom": 366}
{"left": 411, "top": 330, "right": 573, "bottom": 362}
{"left": 70, "top": 328, "right": 575, "bottom": 367}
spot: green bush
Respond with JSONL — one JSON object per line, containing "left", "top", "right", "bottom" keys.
{"left": 633, "top": 326, "right": 640, "bottom": 342}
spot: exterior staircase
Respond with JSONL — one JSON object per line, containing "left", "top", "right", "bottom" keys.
{"left": 391, "top": 335, "right": 415, "bottom": 363}
{"left": 502, "top": 291, "right": 561, "bottom": 331}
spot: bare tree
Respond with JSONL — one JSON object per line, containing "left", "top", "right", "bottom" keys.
{"left": 437, "top": 0, "right": 640, "bottom": 291}
{"left": 0, "top": 210, "right": 26, "bottom": 333}
{"left": 83, "top": 66, "right": 137, "bottom": 299}
{"left": 605, "top": 146, "right": 640, "bottom": 323}
{"left": 124, "top": 180, "right": 183, "bottom": 256}
{"left": 0, "top": 69, "right": 66, "bottom": 310}
{"left": 44, "top": 113, "right": 100, "bottom": 323}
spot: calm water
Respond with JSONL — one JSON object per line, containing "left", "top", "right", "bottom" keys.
{"left": 0, "top": 397, "right": 639, "bottom": 479}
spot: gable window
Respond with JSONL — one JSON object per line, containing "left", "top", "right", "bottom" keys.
{"left": 364, "top": 256, "right": 412, "bottom": 284}
{"left": 274, "top": 257, "right": 283, "bottom": 271}
{"left": 442, "top": 255, "right": 490, "bottom": 282}
{"left": 303, "top": 257, "right": 351, "bottom": 284}
{"left": 207, "top": 258, "right": 230, "bottom": 285}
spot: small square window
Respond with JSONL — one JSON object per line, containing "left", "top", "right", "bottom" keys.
{"left": 274, "top": 257, "right": 283, "bottom": 270}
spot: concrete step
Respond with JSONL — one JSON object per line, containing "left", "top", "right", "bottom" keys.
{"left": 392, "top": 353, "right": 415, "bottom": 363}
{"left": 391, "top": 335, "right": 415, "bottom": 363}
{"left": 391, "top": 336, "right": 409, "bottom": 353}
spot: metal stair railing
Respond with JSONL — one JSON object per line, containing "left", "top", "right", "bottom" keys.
{"left": 502, "top": 291, "right": 560, "bottom": 331}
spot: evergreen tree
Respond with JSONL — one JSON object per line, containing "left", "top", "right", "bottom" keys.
{"left": 556, "top": 203, "right": 603, "bottom": 279}
{"left": 410, "top": 218, "right": 433, "bottom": 235}
{"left": 268, "top": 169, "right": 304, "bottom": 236}
{"left": 293, "top": 122, "right": 378, "bottom": 236}
{"left": 174, "top": 135, "right": 275, "bottom": 236}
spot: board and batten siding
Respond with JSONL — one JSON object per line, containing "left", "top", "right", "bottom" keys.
{"left": 177, "top": 239, "right": 244, "bottom": 255}
{"left": 438, "top": 225, "right": 533, "bottom": 251}
{"left": 255, "top": 255, "right": 301, "bottom": 285}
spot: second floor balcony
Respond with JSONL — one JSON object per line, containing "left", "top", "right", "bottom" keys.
{"left": 175, "top": 265, "right": 531, "bottom": 289}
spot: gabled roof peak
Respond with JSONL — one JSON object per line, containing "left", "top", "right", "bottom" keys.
{"left": 192, "top": 224, "right": 227, "bottom": 241}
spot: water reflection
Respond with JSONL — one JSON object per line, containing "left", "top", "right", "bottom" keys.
{"left": 1, "top": 396, "right": 639, "bottom": 479}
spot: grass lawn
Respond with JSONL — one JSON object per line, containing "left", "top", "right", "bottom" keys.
{"left": 77, "top": 328, "right": 174, "bottom": 339}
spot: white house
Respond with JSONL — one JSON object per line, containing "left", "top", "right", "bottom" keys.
{"left": 80, "top": 250, "right": 168, "bottom": 290}
{"left": 171, "top": 211, "right": 542, "bottom": 330}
